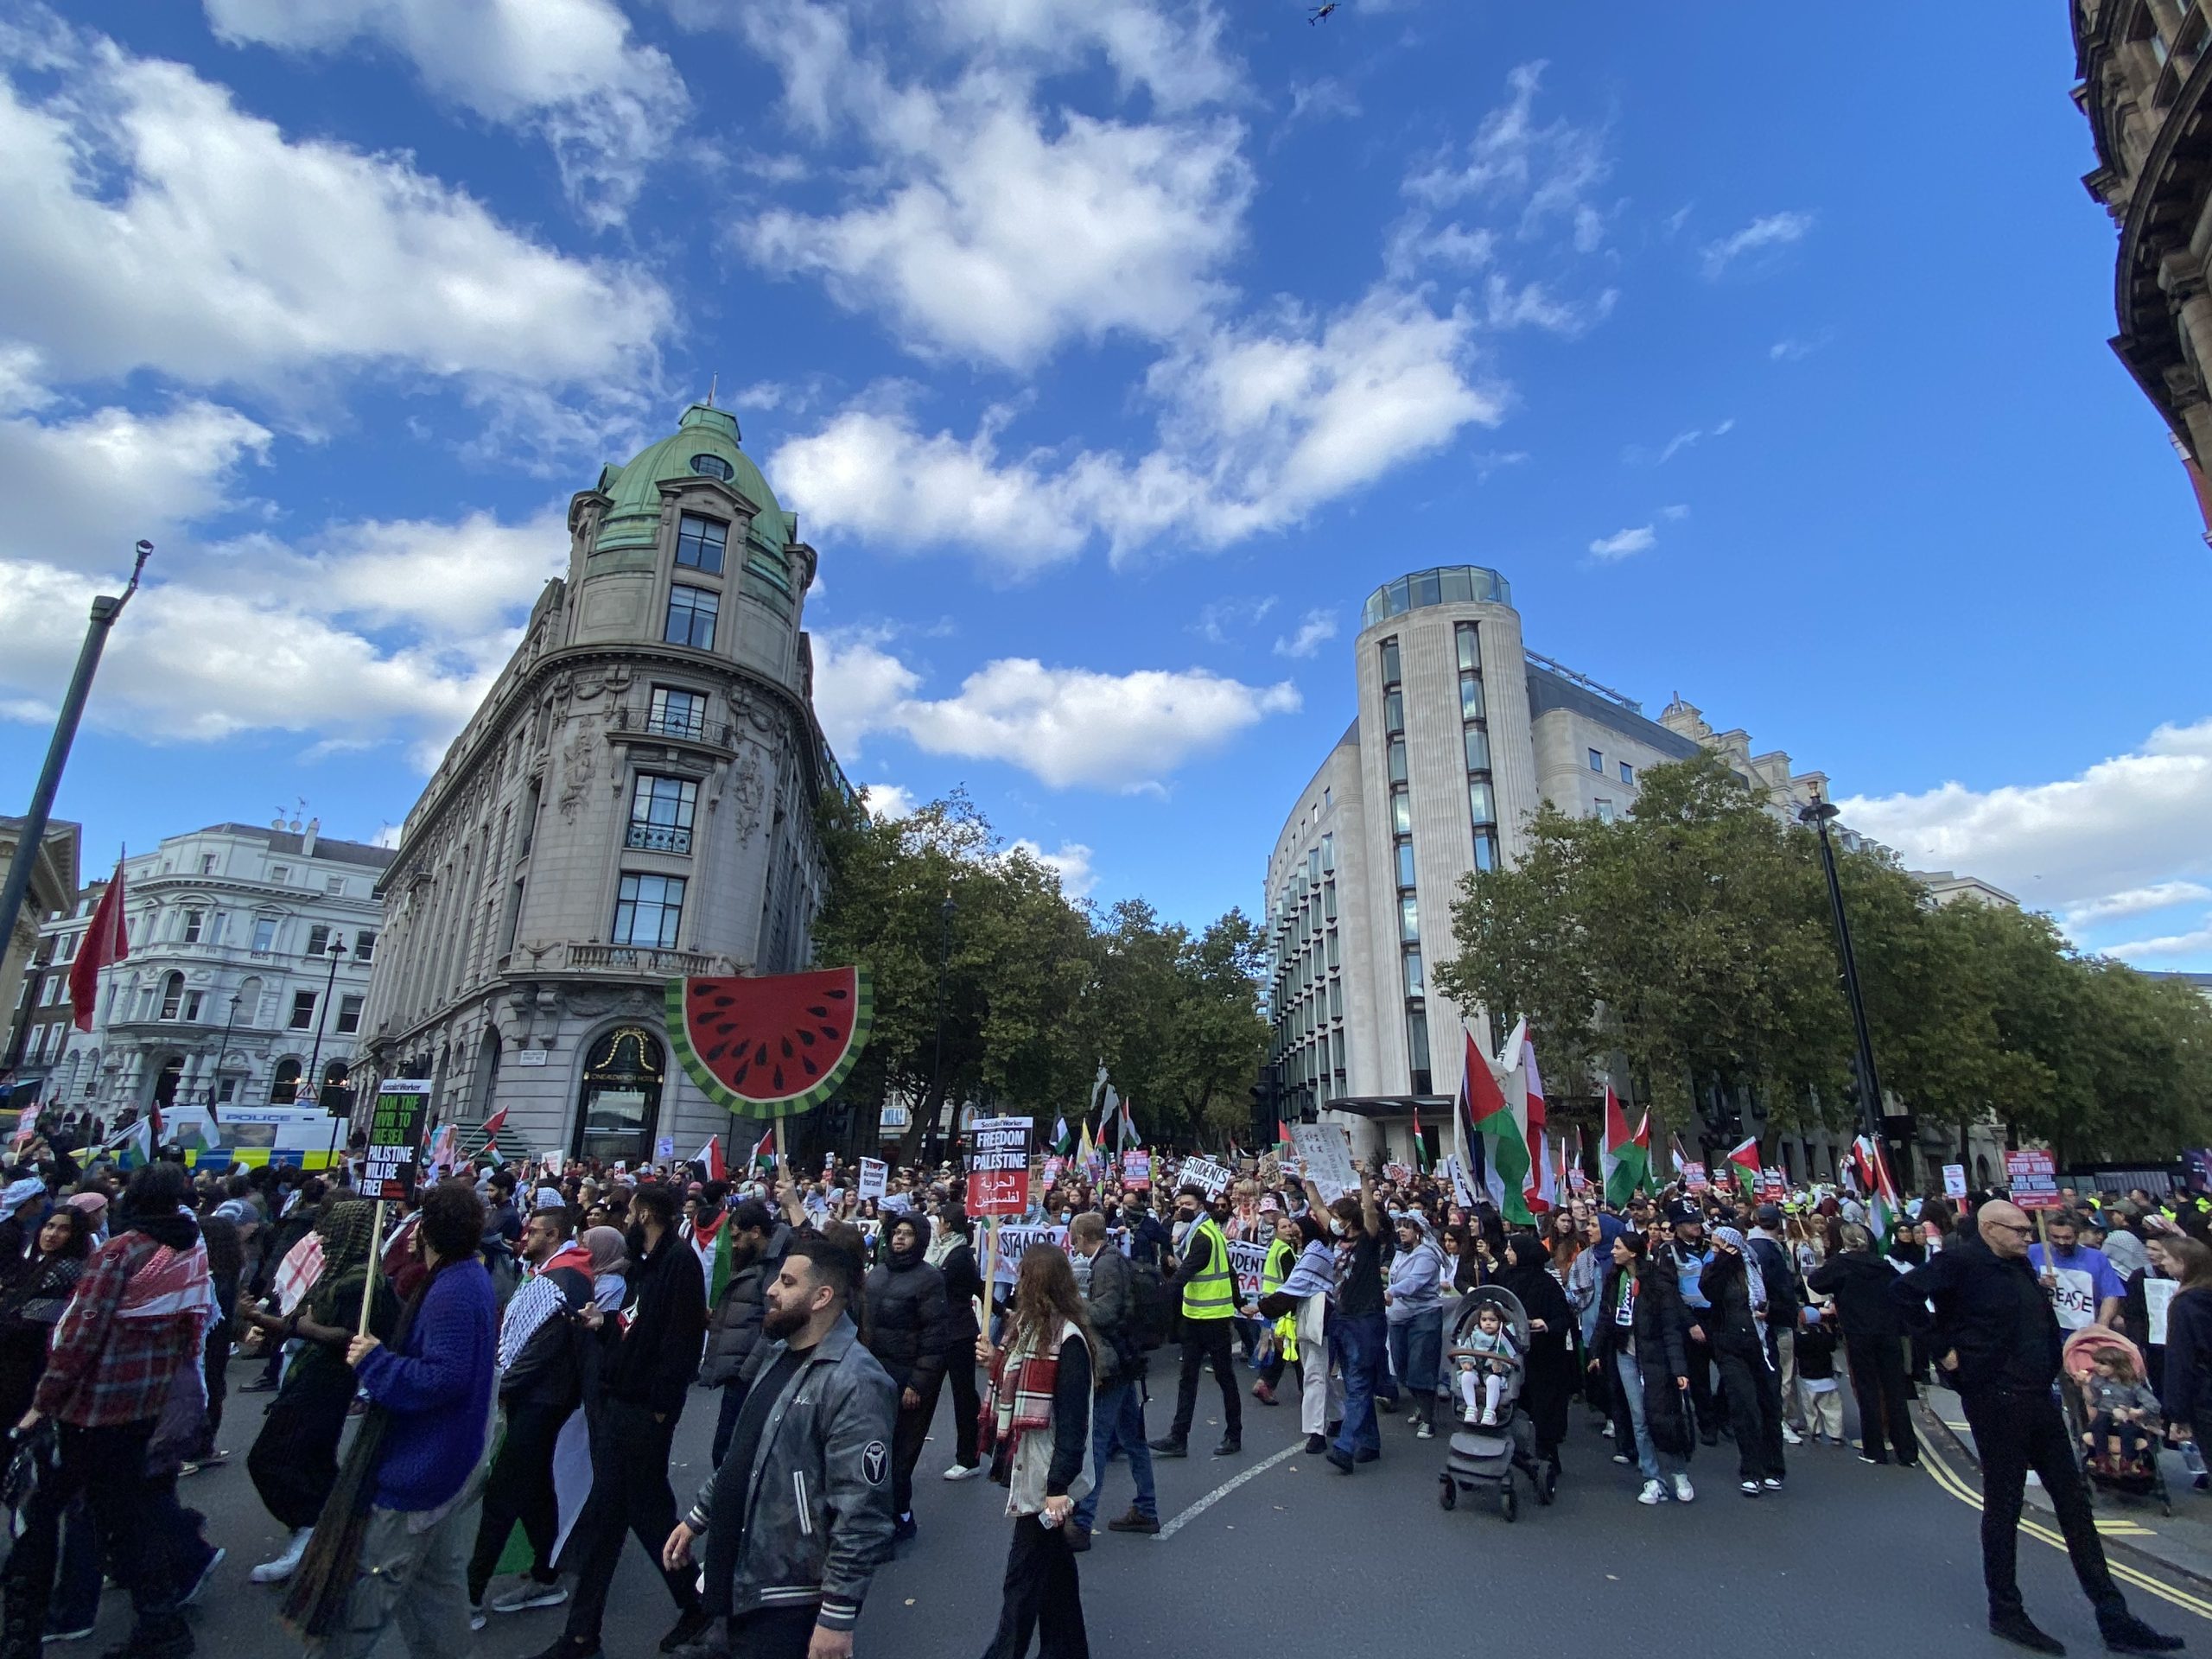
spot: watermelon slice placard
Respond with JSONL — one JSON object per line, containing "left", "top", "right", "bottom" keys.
{"left": 665, "top": 966, "right": 874, "bottom": 1118}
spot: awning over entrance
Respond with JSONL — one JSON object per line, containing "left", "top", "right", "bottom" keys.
{"left": 1320, "top": 1095, "right": 1452, "bottom": 1121}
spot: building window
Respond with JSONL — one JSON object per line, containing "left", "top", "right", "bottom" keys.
{"left": 665, "top": 585, "right": 719, "bottom": 650}
{"left": 183, "top": 990, "right": 204, "bottom": 1021}
{"left": 270, "top": 866, "right": 288, "bottom": 884}
{"left": 1325, "top": 930, "right": 1340, "bottom": 970}
{"left": 1402, "top": 949, "right": 1425, "bottom": 996}
{"left": 336, "top": 994, "right": 364, "bottom": 1035}
{"left": 1459, "top": 672, "right": 1485, "bottom": 721}
{"left": 1455, "top": 621, "right": 1480, "bottom": 671}
{"left": 613, "top": 874, "right": 686, "bottom": 949}
{"left": 1320, "top": 832, "right": 1334, "bottom": 873}
{"left": 289, "top": 991, "right": 317, "bottom": 1031}
{"left": 56, "top": 933, "right": 76, "bottom": 963}
{"left": 1387, "top": 739, "right": 1408, "bottom": 785}
{"left": 1391, "top": 787, "right": 1412, "bottom": 835}
{"left": 1619, "top": 761, "right": 1635, "bottom": 785}
{"left": 159, "top": 973, "right": 184, "bottom": 1020}
{"left": 1383, "top": 689, "right": 1405, "bottom": 735}
{"left": 270, "top": 1058, "right": 302, "bottom": 1105}
{"left": 251, "top": 918, "right": 276, "bottom": 953}
{"left": 306, "top": 925, "right": 331, "bottom": 957}
{"left": 1472, "top": 830, "right": 1500, "bottom": 872}
{"left": 675, "top": 512, "right": 728, "bottom": 574}
{"left": 353, "top": 931, "right": 377, "bottom": 963}
{"left": 325, "top": 877, "right": 345, "bottom": 894}
{"left": 649, "top": 686, "right": 707, "bottom": 740}
{"left": 1329, "top": 981, "right": 1344, "bottom": 1021}
{"left": 1307, "top": 847, "right": 1322, "bottom": 886}
{"left": 199, "top": 854, "right": 218, "bottom": 874}
{"left": 627, "top": 774, "right": 699, "bottom": 854}
{"left": 1587, "top": 748, "right": 1604, "bottom": 773}
{"left": 1463, "top": 728, "right": 1491, "bottom": 772}
{"left": 1595, "top": 798, "right": 1615, "bottom": 824}
{"left": 1379, "top": 638, "right": 1402, "bottom": 687}
{"left": 1400, "top": 893, "right": 1420, "bottom": 943}
{"left": 1406, "top": 1004, "right": 1432, "bottom": 1095}
{"left": 690, "top": 454, "right": 734, "bottom": 482}
{"left": 1469, "top": 779, "right": 1497, "bottom": 825}
{"left": 216, "top": 1077, "right": 238, "bottom": 1104}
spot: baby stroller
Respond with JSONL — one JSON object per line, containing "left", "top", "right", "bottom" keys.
{"left": 2060, "top": 1325, "right": 2173, "bottom": 1516}
{"left": 1435, "top": 1286, "right": 1556, "bottom": 1523}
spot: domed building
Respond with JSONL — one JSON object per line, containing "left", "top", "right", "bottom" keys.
{"left": 356, "top": 403, "right": 850, "bottom": 1164}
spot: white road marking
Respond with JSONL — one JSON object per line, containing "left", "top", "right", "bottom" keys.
{"left": 1154, "top": 1442, "right": 1304, "bottom": 1541}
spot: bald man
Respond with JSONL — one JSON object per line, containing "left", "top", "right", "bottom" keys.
{"left": 1896, "top": 1202, "right": 2179, "bottom": 1656}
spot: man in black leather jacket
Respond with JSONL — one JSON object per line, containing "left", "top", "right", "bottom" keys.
{"left": 1896, "top": 1200, "right": 2181, "bottom": 1656}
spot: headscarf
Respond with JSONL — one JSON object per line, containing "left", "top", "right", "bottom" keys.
{"left": 582, "top": 1225, "right": 629, "bottom": 1312}
{"left": 0, "top": 1211, "right": 88, "bottom": 1327}
{"left": 1493, "top": 1230, "right": 1572, "bottom": 1339}
{"left": 1, "top": 1177, "right": 44, "bottom": 1215}
{"left": 1709, "top": 1224, "right": 1767, "bottom": 1310}
{"left": 306, "top": 1198, "right": 381, "bottom": 1328}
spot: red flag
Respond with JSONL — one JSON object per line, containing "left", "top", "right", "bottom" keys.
{"left": 68, "top": 861, "right": 129, "bottom": 1031}
{"left": 693, "top": 1135, "right": 727, "bottom": 1182}
{"left": 753, "top": 1124, "right": 776, "bottom": 1167}
{"left": 476, "top": 1106, "right": 509, "bottom": 1154}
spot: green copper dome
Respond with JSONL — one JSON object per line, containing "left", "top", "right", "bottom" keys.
{"left": 592, "top": 404, "right": 785, "bottom": 558}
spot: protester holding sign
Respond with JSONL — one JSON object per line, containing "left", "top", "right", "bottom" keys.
{"left": 2028, "top": 1211, "right": 2126, "bottom": 1334}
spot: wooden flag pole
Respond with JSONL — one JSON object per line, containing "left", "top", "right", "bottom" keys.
{"left": 982, "top": 1215, "right": 1000, "bottom": 1329}
{"left": 357, "top": 1199, "right": 389, "bottom": 1338}
{"left": 773, "top": 1116, "right": 788, "bottom": 1172}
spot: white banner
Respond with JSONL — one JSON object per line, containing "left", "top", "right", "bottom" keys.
{"left": 1178, "top": 1156, "right": 1233, "bottom": 1200}
{"left": 857, "top": 1157, "right": 887, "bottom": 1201}
{"left": 1290, "top": 1123, "right": 1356, "bottom": 1204}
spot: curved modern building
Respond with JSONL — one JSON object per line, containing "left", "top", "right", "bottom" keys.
{"left": 1262, "top": 566, "right": 1813, "bottom": 1163}
{"left": 357, "top": 402, "right": 848, "bottom": 1164}
{"left": 2074, "top": 0, "right": 2212, "bottom": 532}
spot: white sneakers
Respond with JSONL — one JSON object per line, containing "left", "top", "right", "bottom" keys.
{"left": 249, "top": 1527, "right": 313, "bottom": 1586}
{"left": 942, "top": 1461, "right": 985, "bottom": 1481}
{"left": 1672, "top": 1473, "right": 1694, "bottom": 1503}
{"left": 1781, "top": 1425, "right": 1803, "bottom": 1446}
{"left": 1637, "top": 1478, "right": 1665, "bottom": 1505}
{"left": 1414, "top": 1421, "right": 1434, "bottom": 1440}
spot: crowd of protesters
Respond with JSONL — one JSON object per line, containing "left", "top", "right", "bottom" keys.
{"left": 2, "top": 1096, "right": 2211, "bottom": 1657}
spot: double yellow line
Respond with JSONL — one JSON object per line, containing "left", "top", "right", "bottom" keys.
{"left": 1917, "top": 1438, "right": 2212, "bottom": 1624}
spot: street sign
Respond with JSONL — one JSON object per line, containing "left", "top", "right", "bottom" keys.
{"left": 965, "top": 1116, "right": 1033, "bottom": 1216}
{"left": 364, "top": 1080, "right": 431, "bottom": 1201}
{"left": 2005, "top": 1148, "right": 2061, "bottom": 1210}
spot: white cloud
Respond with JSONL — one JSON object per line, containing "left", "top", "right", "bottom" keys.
{"left": 2063, "top": 882, "right": 2212, "bottom": 927}
{"left": 1840, "top": 718, "right": 2212, "bottom": 937}
{"left": 1770, "top": 333, "right": 1831, "bottom": 363}
{"left": 925, "top": 0, "right": 1239, "bottom": 111}
{"left": 2107, "top": 916, "right": 2212, "bottom": 963}
{"left": 1587, "top": 524, "right": 1656, "bottom": 561}
{"left": 1192, "top": 595, "right": 1276, "bottom": 645}
{"left": 1285, "top": 75, "right": 1361, "bottom": 131}
{"left": 773, "top": 283, "right": 1503, "bottom": 570}
{"left": 1701, "top": 210, "right": 1815, "bottom": 278}
{"left": 0, "top": 22, "right": 671, "bottom": 397}
{"left": 1273, "top": 609, "right": 1338, "bottom": 658}
{"left": 1656, "top": 502, "right": 1689, "bottom": 521}
{"left": 203, "top": 0, "right": 690, "bottom": 229}
{"left": 1406, "top": 61, "right": 1607, "bottom": 233}
{"left": 860, "top": 781, "right": 918, "bottom": 820}
{"left": 1009, "top": 836, "right": 1097, "bottom": 898}
{"left": 810, "top": 629, "right": 1300, "bottom": 791}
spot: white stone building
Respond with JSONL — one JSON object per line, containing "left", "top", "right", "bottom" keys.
{"left": 41, "top": 820, "right": 390, "bottom": 1118}
{"left": 356, "top": 402, "right": 844, "bottom": 1166}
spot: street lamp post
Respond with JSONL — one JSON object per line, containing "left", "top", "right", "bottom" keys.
{"left": 925, "top": 894, "right": 954, "bottom": 1168}
{"left": 0, "top": 542, "right": 152, "bottom": 960}
{"left": 210, "top": 992, "right": 243, "bottom": 1110}
{"left": 302, "top": 934, "right": 347, "bottom": 1105}
{"left": 1799, "top": 798, "right": 1908, "bottom": 1177}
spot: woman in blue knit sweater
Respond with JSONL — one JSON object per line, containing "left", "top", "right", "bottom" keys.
{"left": 326, "top": 1179, "right": 500, "bottom": 1659}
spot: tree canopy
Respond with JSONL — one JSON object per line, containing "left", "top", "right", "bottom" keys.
{"left": 809, "top": 790, "right": 1269, "bottom": 1156}
{"left": 1433, "top": 751, "right": 2212, "bottom": 1165}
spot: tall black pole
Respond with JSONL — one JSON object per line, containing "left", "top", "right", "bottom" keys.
{"left": 303, "top": 935, "right": 346, "bottom": 1105}
{"left": 0, "top": 543, "right": 152, "bottom": 961}
{"left": 209, "top": 992, "right": 243, "bottom": 1111}
{"left": 1801, "top": 800, "right": 1901, "bottom": 1176}
{"left": 925, "top": 893, "right": 953, "bottom": 1168}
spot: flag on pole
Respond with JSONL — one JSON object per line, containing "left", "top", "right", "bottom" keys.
{"left": 1521, "top": 1034, "right": 1554, "bottom": 1216}
{"left": 1852, "top": 1135, "right": 1903, "bottom": 1248}
{"left": 68, "top": 858, "right": 130, "bottom": 1032}
{"left": 1276, "top": 1120, "right": 1293, "bottom": 1152}
{"left": 1119, "top": 1100, "right": 1140, "bottom": 1150}
{"left": 1668, "top": 1134, "right": 1691, "bottom": 1179}
{"left": 1411, "top": 1105, "right": 1433, "bottom": 1173}
{"left": 1601, "top": 1085, "right": 1650, "bottom": 1206}
{"left": 474, "top": 1106, "right": 510, "bottom": 1155}
{"left": 691, "top": 1135, "right": 727, "bottom": 1182}
{"left": 752, "top": 1124, "right": 776, "bottom": 1169}
{"left": 429, "top": 1122, "right": 459, "bottom": 1173}
{"left": 1461, "top": 1026, "right": 1532, "bottom": 1224}
{"left": 1051, "top": 1116, "right": 1073, "bottom": 1156}
{"left": 1725, "top": 1136, "right": 1762, "bottom": 1199}
{"left": 1560, "top": 1122, "right": 1581, "bottom": 1189}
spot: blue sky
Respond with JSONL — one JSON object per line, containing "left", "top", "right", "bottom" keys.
{"left": 3, "top": 0, "right": 2209, "bottom": 968}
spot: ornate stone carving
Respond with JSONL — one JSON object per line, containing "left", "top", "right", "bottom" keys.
{"left": 728, "top": 751, "right": 768, "bottom": 844}
{"left": 557, "top": 715, "right": 600, "bottom": 820}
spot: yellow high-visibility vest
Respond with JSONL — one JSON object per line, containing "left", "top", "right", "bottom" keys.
{"left": 1181, "top": 1217, "right": 1236, "bottom": 1321}
{"left": 1262, "top": 1235, "right": 1298, "bottom": 1362}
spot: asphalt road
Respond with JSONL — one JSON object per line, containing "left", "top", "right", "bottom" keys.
{"left": 54, "top": 1350, "right": 2212, "bottom": 1657}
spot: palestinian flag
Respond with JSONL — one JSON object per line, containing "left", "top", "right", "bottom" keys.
{"left": 1461, "top": 1026, "right": 1532, "bottom": 1224}
{"left": 1276, "top": 1120, "right": 1294, "bottom": 1152}
{"left": 1521, "top": 1035, "right": 1554, "bottom": 1216}
{"left": 692, "top": 1135, "right": 726, "bottom": 1182}
{"left": 707, "top": 1212, "right": 734, "bottom": 1303}
{"left": 751, "top": 1124, "right": 776, "bottom": 1169}
{"left": 1852, "top": 1135, "right": 1903, "bottom": 1248}
{"left": 1051, "top": 1116, "right": 1073, "bottom": 1156}
{"left": 1119, "top": 1100, "right": 1141, "bottom": 1150}
{"left": 1668, "top": 1134, "right": 1691, "bottom": 1179}
{"left": 1411, "top": 1105, "right": 1433, "bottom": 1173}
{"left": 1601, "top": 1085, "right": 1650, "bottom": 1207}
{"left": 1725, "top": 1136, "right": 1762, "bottom": 1199}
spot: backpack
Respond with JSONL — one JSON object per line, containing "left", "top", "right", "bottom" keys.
{"left": 1127, "top": 1256, "right": 1173, "bottom": 1351}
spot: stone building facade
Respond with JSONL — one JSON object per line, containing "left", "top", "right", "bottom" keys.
{"left": 0, "top": 817, "right": 79, "bottom": 1080}
{"left": 2073, "top": 0, "right": 2212, "bottom": 537}
{"left": 357, "top": 403, "right": 845, "bottom": 1166}
{"left": 29, "top": 822, "right": 388, "bottom": 1118}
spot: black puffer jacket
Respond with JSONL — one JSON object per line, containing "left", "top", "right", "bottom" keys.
{"left": 700, "top": 1223, "right": 790, "bottom": 1389}
{"left": 937, "top": 1235, "right": 983, "bottom": 1344}
{"left": 1808, "top": 1248, "right": 1907, "bottom": 1343}
{"left": 862, "top": 1249, "right": 949, "bottom": 1395}
{"left": 1591, "top": 1262, "right": 1688, "bottom": 1380}
{"left": 1701, "top": 1252, "right": 1764, "bottom": 1359}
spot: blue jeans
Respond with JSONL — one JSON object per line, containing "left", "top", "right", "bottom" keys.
{"left": 1072, "top": 1378, "right": 1155, "bottom": 1532}
{"left": 1616, "top": 1351, "right": 1684, "bottom": 1483}
{"left": 1385, "top": 1308, "right": 1442, "bottom": 1417}
{"left": 1331, "top": 1312, "right": 1387, "bottom": 1460}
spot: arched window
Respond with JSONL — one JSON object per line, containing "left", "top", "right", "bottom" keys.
{"left": 323, "top": 1059, "right": 349, "bottom": 1088}
{"left": 80, "top": 1048, "right": 99, "bottom": 1098}
{"left": 158, "top": 972, "right": 184, "bottom": 1020}
{"left": 235, "top": 976, "right": 264, "bottom": 1027}
{"left": 270, "top": 1058, "right": 302, "bottom": 1104}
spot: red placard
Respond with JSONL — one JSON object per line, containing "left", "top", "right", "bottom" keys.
{"left": 2005, "top": 1149, "right": 2061, "bottom": 1211}
{"left": 965, "top": 1116, "right": 1033, "bottom": 1217}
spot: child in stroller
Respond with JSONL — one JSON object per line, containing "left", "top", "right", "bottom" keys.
{"left": 2082, "top": 1345, "right": 2164, "bottom": 1470}
{"left": 1450, "top": 1301, "right": 1523, "bottom": 1427}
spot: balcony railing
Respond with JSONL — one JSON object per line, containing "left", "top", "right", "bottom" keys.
{"left": 561, "top": 943, "right": 728, "bottom": 976}
{"left": 608, "top": 702, "right": 734, "bottom": 747}
{"left": 644, "top": 709, "right": 707, "bottom": 741}
{"left": 625, "top": 822, "right": 693, "bottom": 854}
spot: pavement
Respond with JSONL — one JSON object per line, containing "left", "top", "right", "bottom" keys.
{"left": 47, "top": 1348, "right": 2212, "bottom": 1658}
